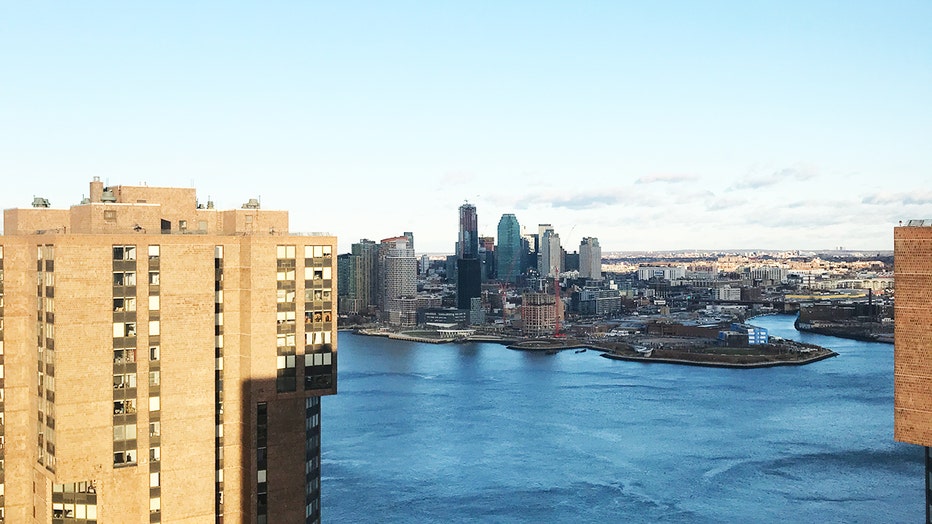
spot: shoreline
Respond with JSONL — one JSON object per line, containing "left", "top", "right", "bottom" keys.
{"left": 352, "top": 329, "right": 837, "bottom": 368}
{"left": 793, "top": 320, "right": 893, "bottom": 345}
{"left": 599, "top": 350, "right": 838, "bottom": 369}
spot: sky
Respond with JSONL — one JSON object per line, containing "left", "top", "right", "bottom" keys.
{"left": 2, "top": 2, "right": 931, "bottom": 253}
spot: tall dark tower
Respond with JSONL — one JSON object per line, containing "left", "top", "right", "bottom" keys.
{"left": 458, "top": 202, "right": 478, "bottom": 258}
{"left": 456, "top": 202, "right": 481, "bottom": 313}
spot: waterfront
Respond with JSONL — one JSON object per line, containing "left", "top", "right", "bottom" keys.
{"left": 322, "top": 314, "right": 919, "bottom": 523}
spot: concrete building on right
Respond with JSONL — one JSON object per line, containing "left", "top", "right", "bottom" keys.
{"left": 894, "top": 219, "right": 932, "bottom": 521}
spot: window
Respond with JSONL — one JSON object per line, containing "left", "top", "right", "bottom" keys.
{"left": 149, "top": 421, "right": 161, "bottom": 437}
{"left": 150, "top": 472, "right": 160, "bottom": 487}
{"left": 149, "top": 396, "right": 160, "bottom": 412}
{"left": 150, "top": 446, "right": 161, "bottom": 462}
{"left": 149, "top": 271, "right": 159, "bottom": 285}
{"left": 113, "top": 297, "right": 136, "bottom": 312}
{"left": 149, "top": 371, "right": 160, "bottom": 386}
{"left": 113, "top": 245, "right": 136, "bottom": 260}
{"left": 105, "top": 210, "right": 117, "bottom": 222}
{"left": 150, "top": 346, "right": 160, "bottom": 361}
{"left": 113, "top": 373, "right": 136, "bottom": 389}
{"left": 149, "top": 295, "right": 160, "bottom": 311}
{"left": 148, "top": 245, "right": 160, "bottom": 258}
{"left": 149, "top": 320, "right": 160, "bottom": 336}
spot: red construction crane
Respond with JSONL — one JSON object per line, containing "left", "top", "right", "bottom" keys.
{"left": 553, "top": 267, "right": 563, "bottom": 337}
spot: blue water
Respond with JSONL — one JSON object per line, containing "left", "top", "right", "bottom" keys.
{"left": 322, "top": 315, "right": 921, "bottom": 523}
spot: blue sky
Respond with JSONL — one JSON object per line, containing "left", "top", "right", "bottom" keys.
{"left": 2, "top": 2, "right": 930, "bottom": 253}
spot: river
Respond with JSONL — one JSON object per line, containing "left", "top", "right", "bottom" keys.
{"left": 321, "top": 314, "right": 919, "bottom": 523}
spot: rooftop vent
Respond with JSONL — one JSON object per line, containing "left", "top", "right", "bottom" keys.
{"left": 101, "top": 188, "right": 117, "bottom": 202}
{"left": 32, "top": 197, "right": 51, "bottom": 208}
{"left": 242, "top": 198, "right": 260, "bottom": 209}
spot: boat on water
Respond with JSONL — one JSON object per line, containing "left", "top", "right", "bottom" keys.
{"left": 634, "top": 346, "right": 653, "bottom": 358}
{"left": 575, "top": 348, "right": 587, "bottom": 354}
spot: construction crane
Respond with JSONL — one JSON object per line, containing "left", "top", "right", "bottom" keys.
{"left": 553, "top": 266, "right": 563, "bottom": 338}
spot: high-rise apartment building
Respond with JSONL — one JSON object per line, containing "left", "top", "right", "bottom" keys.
{"left": 521, "top": 292, "right": 556, "bottom": 337}
{"left": 496, "top": 214, "right": 522, "bottom": 283}
{"left": 538, "top": 227, "right": 562, "bottom": 277}
{"left": 0, "top": 178, "right": 336, "bottom": 523}
{"left": 337, "top": 239, "right": 378, "bottom": 315}
{"left": 378, "top": 236, "right": 417, "bottom": 326}
{"left": 894, "top": 220, "right": 932, "bottom": 519}
{"left": 579, "top": 237, "right": 602, "bottom": 280}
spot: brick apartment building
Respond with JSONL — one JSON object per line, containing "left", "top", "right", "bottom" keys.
{"left": 0, "top": 178, "right": 336, "bottom": 523}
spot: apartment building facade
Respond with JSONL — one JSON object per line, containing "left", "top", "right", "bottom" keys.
{"left": 0, "top": 178, "right": 336, "bottom": 523}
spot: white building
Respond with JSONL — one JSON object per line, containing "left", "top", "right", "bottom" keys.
{"left": 637, "top": 266, "right": 687, "bottom": 281}
{"left": 538, "top": 227, "right": 562, "bottom": 277}
{"left": 380, "top": 236, "right": 417, "bottom": 324}
{"left": 579, "top": 237, "right": 602, "bottom": 280}
{"left": 716, "top": 285, "right": 742, "bottom": 301}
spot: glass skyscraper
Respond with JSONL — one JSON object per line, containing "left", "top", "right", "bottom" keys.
{"left": 496, "top": 214, "right": 522, "bottom": 283}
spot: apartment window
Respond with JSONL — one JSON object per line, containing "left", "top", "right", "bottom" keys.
{"left": 149, "top": 371, "right": 160, "bottom": 386}
{"left": 113, "top": 423, "right": 137, "bottom": 441}
{"left": 150, "top": 346, "right": 160, "bottom": 361}
{"left": 150, "top": 447, "right": 161, "bottom": 462}
{"left": 149, "top": 295, "right": 160, "bottom": 311}
{"left": 113, "top": 373, "right": 137, "bottom": 389}
{"left": 113, "top": 245, "right": 136, "bottom": 260}
{"left": 149, "top": 396, "right": 160, "bottom": 412}
{"left": 148, "top": 245, "right": 160, "bottom": 259}
{"left": 149, "top": 320, "right": 160, "bottom": 336}
{"left": 257, "top": 402, "right": 268, "bottom": 522}
{"left": 304, "top": 245, "right": 331, "bottom": 258}
{"left": 104, "top": 210, "right": 117, "bottom": 222}
{"left": 149, "top": 271, "right": 160, "bottom": 285}
{"left": 113, "top": 271, "right": 136, "bottom": 286}
{"left": 150, "top": 421, "right": 161, "bottom": 437}
{"left": 150, "top": 472, "right": 160, "bottom": 488}
{"left": 113, "top": 322, "right": 137, "bottom": 337}
{"left": 277, "top": 245, "right": 296, "bottom": 258}
{"left": 114, "top": 349, "right": 135, "bottom": 363}
{"left": 114, "top": 297, "right": 136, "bottom": 312}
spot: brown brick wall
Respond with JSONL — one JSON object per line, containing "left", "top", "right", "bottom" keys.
{"left": 894, "top": 226, "right": 932, "bottom": 446}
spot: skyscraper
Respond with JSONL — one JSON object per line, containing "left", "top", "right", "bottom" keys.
{"left": 894, "top": 220, "right": 932, "bottom": 517}
{"left": 337, "top": 239, "right": 379, "bottom": 315}
{"left": 457, "top": 203, "right": 478, "bottom": 258}
{"left": 538, "top": 227, "right": 562, "bottom": 277}
{"left": 0, "top": 178, "right": 335, "bottom": 523}
{"left": 379, "top": 236, "right": 417, "bottom": 326}
{"left": 456, "top": 203, "right": 481, "bottom": 310}
{"left": 496, "top": 214, "right": 522, "bottom": 283}
{"left": 579, "top": 237, "right": 602, "bottom": 280}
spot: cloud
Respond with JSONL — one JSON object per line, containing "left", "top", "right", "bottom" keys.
{"left": 729, "top": 167, "right": 817, "bottom": 191}
{"left": 635, "top": 173, "right": 698, "bottom": 184}
{"left": 861, "top": 191, "right": 932, "bottom": 206}
{"left": 512, "top": 189, "right": 638, "bottom": 211}
{"left": 438, "top": 170, "right": 476, "bottom": 186}
{"left": 705, "top": 197, "right": 746, "bottom": 211}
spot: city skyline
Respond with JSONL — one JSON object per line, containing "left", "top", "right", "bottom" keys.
{"left": 2, "top": 2, "right": 931, "bottom": 253}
